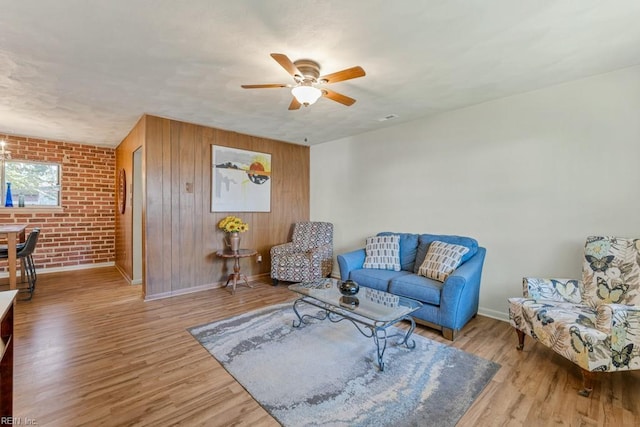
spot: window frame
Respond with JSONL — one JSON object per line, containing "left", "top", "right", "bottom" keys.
{"left": 0, "top": 159, "right": 62, "bottom": 208}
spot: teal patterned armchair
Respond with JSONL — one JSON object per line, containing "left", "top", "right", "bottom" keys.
{"left": 509, "top": 236, "right": 640, "bottom": 396}
{"left": 270, "top": 222, "right": 334, "bottom": 285}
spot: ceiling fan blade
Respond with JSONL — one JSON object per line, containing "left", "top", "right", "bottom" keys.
{"left": 288, "top": 97, "right": 302, "bottom": 110}
{"left": 271, "top": 53, "right": 301, "bottom": 78}
{"left": 241, "top": 83, "right": 288, "bottom": 89}
{"left": 319, "top": 66, "right": 365, "bottom": 84}
{"left": 322, "top": 89, "right": 356, "bottom": 106}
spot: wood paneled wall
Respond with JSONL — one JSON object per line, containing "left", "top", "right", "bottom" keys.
{"left": 116, "top": 115, "right": 310, "bottom": 300}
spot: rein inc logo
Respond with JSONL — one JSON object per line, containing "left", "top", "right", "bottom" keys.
{"left": 0, "top": 417, "right": 38, "bottom": 425}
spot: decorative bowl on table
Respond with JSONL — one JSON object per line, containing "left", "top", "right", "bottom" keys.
{"left": 338, "top": 279, "right": 359, "bottom": 296}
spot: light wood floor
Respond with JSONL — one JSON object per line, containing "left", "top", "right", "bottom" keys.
{"left": 7, "top": 267, "right": 640, "bottom": 426}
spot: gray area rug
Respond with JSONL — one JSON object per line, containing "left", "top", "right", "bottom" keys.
{"left": 189, "top": 303, "right": 500, "bottom": 427}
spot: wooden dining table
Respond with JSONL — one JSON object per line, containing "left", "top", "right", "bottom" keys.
{"left": 0, "top": 224, "right": 27, "bottom": 290}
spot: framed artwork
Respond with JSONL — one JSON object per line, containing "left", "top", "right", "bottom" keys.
{"left": 211, "top": 145, "right": 271, "bottom": 212}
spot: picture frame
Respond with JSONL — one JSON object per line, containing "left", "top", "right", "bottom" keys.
{"left": 211, "top": 145, "right": 271, "bottom": 212}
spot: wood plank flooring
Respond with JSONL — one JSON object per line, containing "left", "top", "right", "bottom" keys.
{"left": 7, "top": 267, "right": 640, "bottom": 426}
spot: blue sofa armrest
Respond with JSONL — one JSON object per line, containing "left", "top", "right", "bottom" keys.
{"left": 439, "top": 247, "right": 487, "bottom": 330}
{"left": 337, "top": 248, "right": 366, "bottom": 280}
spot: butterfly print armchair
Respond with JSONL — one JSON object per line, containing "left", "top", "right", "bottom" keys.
{"left": 509, "top": 236, "right": 640, "bottom": 396}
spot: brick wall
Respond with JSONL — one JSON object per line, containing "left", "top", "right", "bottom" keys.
{"left": 0, "top": 133, "right": 115, "bottom": 273}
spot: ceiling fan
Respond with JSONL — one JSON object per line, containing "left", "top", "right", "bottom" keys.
{"left": 241, "top": 53, "right": 366, "bottom": 110}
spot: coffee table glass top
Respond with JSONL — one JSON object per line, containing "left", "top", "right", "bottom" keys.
{"left": 288, "top": 278, "right": 421, "bottom": 323}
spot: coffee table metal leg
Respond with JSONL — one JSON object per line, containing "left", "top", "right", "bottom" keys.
{"left": 290, "top": 298, "right": 417, "bottom": 371}
{"left": 398, "top": 317, "right": 417, "bottom": 349}
{"left": 373, "top": 328, "right": 388, "bottom": 371}
{"left": 292, "top": 298, "right": 328, "bottom": 327}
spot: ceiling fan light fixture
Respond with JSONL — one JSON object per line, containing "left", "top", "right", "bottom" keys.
{"left": 291, "top": 85, "right": 322, "bottom": 106}
{"left": 242, "top": 53, "right": 364, "bottom": 110}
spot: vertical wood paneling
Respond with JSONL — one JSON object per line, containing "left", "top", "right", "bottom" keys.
{"left": 177, "top": 123, "right": 198, "bottom": 291}
{"left": 161, "top": 119, "right": 173, "bottom": 294}
{"left": 191, "top": 124, "right": 204, "bottom": 285}
{"left": 140, "top": 120, "right": 148, "bottom": 299}
{"left": 142, "top": 116, "right": 171, "bottom": 296}
{"left": 194, "top": 128, "right": 207, "bottom": 287}
{"left": 143, "top": 116, "right": 160, "bottom": 294}
{"left": 170, "top": 121, "right": 182, "bottom": 290}
{"left": 139, "top": 115, "right": 310, "bottom": 299}
{"left": 201, "top": 128, "right": 218, "bottom": 285}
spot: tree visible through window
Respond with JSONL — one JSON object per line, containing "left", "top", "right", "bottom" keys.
{"left": 2, "top": 161, "right": 61, "bottom": 207}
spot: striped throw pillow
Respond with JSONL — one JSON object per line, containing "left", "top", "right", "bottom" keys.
{"left": 418, "top": 240, "right": 469, "bottom": 282}
{"left": 363, "top": 235, "right": 401, "bottom": 271}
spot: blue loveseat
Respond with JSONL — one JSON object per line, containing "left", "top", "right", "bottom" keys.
{"left": 337, "top": 232, "right": 486, "bottom": 340}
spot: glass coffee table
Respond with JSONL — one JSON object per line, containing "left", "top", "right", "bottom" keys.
{"left": 288, "top": 278, "right": 422, "bottom": 371}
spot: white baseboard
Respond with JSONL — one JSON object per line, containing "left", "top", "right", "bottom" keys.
{"left": 478, "top": 306, "right": 509, "bottom": 322}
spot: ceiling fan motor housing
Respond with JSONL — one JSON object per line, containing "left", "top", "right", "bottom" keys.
{"left": 293, "top": 59, "right": 321, "bottom": 83}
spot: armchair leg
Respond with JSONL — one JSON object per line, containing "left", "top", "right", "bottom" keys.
{"left": 516, "top": 329, "right": 525, "bottom": 350}
{"left": 578, "top": 369, "right": 595, "bottom": 397}
{"left": 272, "top": 278, "right": 279, "bottom": 286}
{"left": 442, "top": 328, "right": 456, "bottom": 341}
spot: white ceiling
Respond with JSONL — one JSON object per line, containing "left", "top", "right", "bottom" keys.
{"left": 1, "top": 1, "right": 640, "bottom": 148}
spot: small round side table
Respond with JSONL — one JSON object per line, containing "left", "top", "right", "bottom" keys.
{"left": 215, "top": 248, "right": 258, "bottom": 294}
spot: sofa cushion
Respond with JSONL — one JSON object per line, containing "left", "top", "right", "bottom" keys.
{"left": 414, "top": 242, "right": 430, "bottom": 274}
{"left": 350, "top": 269, "right": 410, "bottom": 292}
{"left": 414, "top": 234, "right": 479, "bottom": 273}
{"left": 377, "top": 232, "right": 419, "bottom": 271}
{"left": 389, "top": 274, "right": 443, "bottom": 305}
{"left": 363, "top": 235, "right": 401, "bottom": 271}
{"left": 418, "top": 241, "right": 469, "bottom": 282}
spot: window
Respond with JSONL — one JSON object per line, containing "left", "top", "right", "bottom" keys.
{"left": 1, "top": 160, "right": 61, "bottom": 207}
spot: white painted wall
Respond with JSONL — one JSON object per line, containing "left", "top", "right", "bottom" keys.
{"left": 310, "top": 65, "right": 640, "bottom": 321}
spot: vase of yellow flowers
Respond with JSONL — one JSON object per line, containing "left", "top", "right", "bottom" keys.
{"left": 218, "top": 215, "right": 249, "bottom": 252}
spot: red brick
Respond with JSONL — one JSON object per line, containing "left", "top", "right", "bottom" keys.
{"left": 0, "top": 132, "right": 115, "bottom": 270}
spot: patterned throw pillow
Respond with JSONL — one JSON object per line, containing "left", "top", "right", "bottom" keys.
{"left": 363, "top": 235, "right": 401, "bottom": 271}
{"left": 418, "top": 241, "right": 470, "bottom": 282}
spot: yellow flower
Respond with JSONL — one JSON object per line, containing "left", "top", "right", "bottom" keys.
{"left": 218, "top": 215, "right": 249, "bottom": 233}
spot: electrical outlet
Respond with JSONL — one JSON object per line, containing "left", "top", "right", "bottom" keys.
{"left": 256, "top": 254, "right": 262, "bottom": 263}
